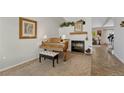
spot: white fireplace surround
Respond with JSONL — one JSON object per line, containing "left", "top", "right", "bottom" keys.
{"left": 60, "top": 34, "right": 87, "bottom": 51}
{"left": 59, "top": 17, "right": 92, "bottom": 53}
{"left": 71, "top": 40, "right": 85, "bottom": 53}
{"left": 69, "top": 35, "right": 87, "bottom": 51}
{"left": 59, "top": 27, "right": 91, "bottom": 52}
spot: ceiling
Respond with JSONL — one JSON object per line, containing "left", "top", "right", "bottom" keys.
{"left": 92, "top": 17, "right": 114, "bottom": 28}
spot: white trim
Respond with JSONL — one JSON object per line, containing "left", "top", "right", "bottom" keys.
{"left": 0, "top": 57, "right": 38, "bottom": 72}
{"left": 114, "top": 53, "right": 124, "bottom": 63}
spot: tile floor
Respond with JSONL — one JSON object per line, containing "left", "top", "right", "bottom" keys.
{"left": 0, "top": 46, "right": 124, "bottom": 76}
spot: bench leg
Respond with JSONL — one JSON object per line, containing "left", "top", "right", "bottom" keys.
{"left": 57, "top": 55, "right": 58, "bottom": 64}
{"left": 39, "top": 54, "right": 41, "bottom": 63}
{"left": 53, "top": 59, "right": 55, "bottom": 67}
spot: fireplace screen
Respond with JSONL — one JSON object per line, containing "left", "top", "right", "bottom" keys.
{"left": 71, "top": 41, "right": 85, "bottom": 53}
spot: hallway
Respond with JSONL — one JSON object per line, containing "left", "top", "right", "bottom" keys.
{"left": 92, "top": 45, "right": 124, "bottom": 76}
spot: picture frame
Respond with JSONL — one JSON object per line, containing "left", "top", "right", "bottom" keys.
{"left": 74, "top": 20, "right": 85, "bottom": 32}
{"left": 19, "top": 17, "right": 37, "bottom": 39}
{"left": 120, "top": 21, "right": 124, "bottom": 27}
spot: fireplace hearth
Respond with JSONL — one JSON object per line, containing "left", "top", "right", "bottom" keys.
{"left": 71, "top": 40, "right": 85, "bottom": 53}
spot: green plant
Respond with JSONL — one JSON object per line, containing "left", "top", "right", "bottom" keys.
{"left": 60, "top": 22, "right": 74, "bottom": 27}
{"left": 60, "top": 19, "right": 85, "bottom": 28}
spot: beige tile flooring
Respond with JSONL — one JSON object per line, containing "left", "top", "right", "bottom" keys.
{"left": 0, "top": 45, "right": 124, "bottom": 76}
{"left": 0, "top": 52, "right": 91, "bottom": 76}
{"left": 92, "top": 46, "right": 124, "bottom": 76}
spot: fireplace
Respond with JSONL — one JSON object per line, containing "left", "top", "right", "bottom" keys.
{"left": 71, "top": 40, "right": 85, "bottom": 53}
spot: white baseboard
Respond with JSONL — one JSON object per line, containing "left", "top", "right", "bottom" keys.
{"left": 0, "top": 57, "right": 38, "bottom": 72}
{"left": 114, "top": 53, "right": 124, "bottom": 63}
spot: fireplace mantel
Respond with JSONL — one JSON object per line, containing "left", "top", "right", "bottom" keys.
{"left": 70, "top": 31, "right": 87, "bottom": 35}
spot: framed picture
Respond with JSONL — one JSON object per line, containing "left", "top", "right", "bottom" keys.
{"left": 120, "top": 21, "right": 124, "bottom": 27}
{"left": 74, "top": 20, "right": 85, "bottom": 32}
{"left": 19, "top": 17, "right": 37, "bottom": 39}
